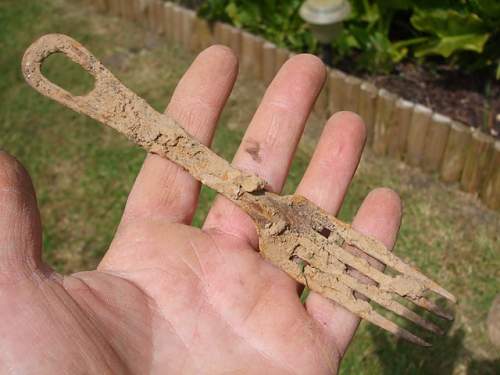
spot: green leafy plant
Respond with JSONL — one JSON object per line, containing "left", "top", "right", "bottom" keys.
{"left": 411, "top": 9, "right": 489, "bottom": 58}
{"left": 198, "top": 0, "right": 317, "bottom": 52}
{"left": 198, "top": 0, "right": 500, "bottom": 79}
{"left": 408, "top": 1, "right": 500, "bottom": 78}
{"left": 335, "top": 0, "right": 500, "bottom": 77}
{"left": 332, "top": 0, "right": 412, "bottom": 73}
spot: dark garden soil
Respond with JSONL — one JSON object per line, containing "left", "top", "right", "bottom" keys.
{"left": 358, "top": 62, "right": 500, "bottom": 139}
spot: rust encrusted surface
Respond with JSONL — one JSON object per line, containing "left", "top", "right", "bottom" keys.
{"left": 22, "top": 34, "right": 456, "bottom": 346}
{"left": 22, "top": 34, "right": 266, "bottom": 201}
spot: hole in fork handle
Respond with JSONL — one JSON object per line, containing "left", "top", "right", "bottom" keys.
{"left": 41, "top": 52, "right": 95, "bottom": 97}
{"left": 22, "top": 34, "right": 102, "bottom": 114}
{"left": 21, "top": 33, "right": 140, "bottom": 132}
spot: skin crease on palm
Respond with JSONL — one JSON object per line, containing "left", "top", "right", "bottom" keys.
{"left": 0, "top": 46, "right": 402, "bottom": 374}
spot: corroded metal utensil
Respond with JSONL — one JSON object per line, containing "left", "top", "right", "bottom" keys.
{"left": 22, "top": 34, "right": 456, "bottom": 346}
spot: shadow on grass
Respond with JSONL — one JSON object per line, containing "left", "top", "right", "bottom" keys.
{"left": 467, "top": 358, "right": 500, "bottom": 375}
{"left": 367, "top": 307, "right": 500, "bottom": 375}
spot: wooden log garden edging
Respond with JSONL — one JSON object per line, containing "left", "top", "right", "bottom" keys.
{"left": 343, "top": 75, "right": 362, "bottom": 113}
{"left": 406, "top": 104, "right": 433, "bottom": 167}
{"left": 162, "top": 3, "right": 173, "bottom": 43}
{"left": 171, "top": 4, "right": 182, "bottom": 46}
{"left": 240, "top": 31, "right": 263, "bottom": 79}
{"left": 84, "top": 0, "right": 500, "bottom": 211}
{"left": 461, "top": 130, "right": 495, "bottom": 193}
{"left": 274, "top": 47, "right": 291, "bottom": 75}
{"left": 181, "top": 8, "right": 196, "bottom": 52}
{"left": 262, "top": 42, "right": 277, "bottom": 87}
{"left": 358, "top": 82, "right": 378, "bottom": 145}
{"left": 373, "top": 89, "right": 398, "bottom": 156}
{"left": 193, "top": 16, "right": 212, "bottom": 51}
{"left": 440, "top": 121, "right": 472, "bottom": 183}
{"left": 328, "top": 69, "right": 347, "bottom": 116}
{"left": 387, "top": 98, "right": 414, "bottom": 159}
{"left": 227, "top": 26, "right": 242, "bottom": 59}
{"left": 480, "top": 141, "right": 500, "bottom": 210}
{"left": 422, "top": 113, "right": 451, "bottom": 172}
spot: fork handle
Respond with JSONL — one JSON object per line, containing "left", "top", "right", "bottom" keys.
{"left": 22, "top": 34, "right": 267, "bottom": 201}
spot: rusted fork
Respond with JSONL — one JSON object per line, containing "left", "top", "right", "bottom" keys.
{"left": 22, "top": 34, "right": 456, "bottom": 346}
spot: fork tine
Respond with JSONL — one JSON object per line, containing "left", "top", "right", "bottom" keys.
{"left": 306, "top": 274, "right": 431, "bottom": 346}
{"left": 301, "top": 236, "right": 452, "bottom": 324}
{"left": 407, "top": 295, "right": 454, "bottom": 321}
{"left": 328, "top": 266, "right": 444, "bottom": 334}
{"left": 295, "top": 248, "right": 446, "bottom": 334}
{"left": 312, "top": 237, "right": 411, "bottom": 296}
{"left": 317, "top": 238, "right": 454, "bottom": 320}
{"left": 298, "top": 233, "right": 454, "bottom": 322}
{"left": 333, "top": 221, "right": 456, "bottom": 303}
{"left": 359, "top": 304, "right": 431, "bottom": 347}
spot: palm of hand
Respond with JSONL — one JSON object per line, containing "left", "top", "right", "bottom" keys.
{"left": 0, "top": 47, "right": 401, "bottom": 374}
{"left": 3, "top": 219, "right": 334, "bottom": 373}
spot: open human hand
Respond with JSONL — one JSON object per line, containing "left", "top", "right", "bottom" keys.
{"left": 0, "top": 46, "right": 401, "bottom": 374}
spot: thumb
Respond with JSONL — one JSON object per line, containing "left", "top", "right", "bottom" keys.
{"left": 0, "top": 151, "right": 44, "bottom": 281}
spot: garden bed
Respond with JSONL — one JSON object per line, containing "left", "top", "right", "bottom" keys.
{"left": 364, "top": 63, "right": 499, "bottom": 138}
{"left": 181, "top": 0, "right": 500, "bottom": 139}
{"left": 183, "top": 1, "right": 500, "bottom": 139}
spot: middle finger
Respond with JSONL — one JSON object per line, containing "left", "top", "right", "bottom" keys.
{"left": 203, "top": 54, "right": 325, "bottom": 248}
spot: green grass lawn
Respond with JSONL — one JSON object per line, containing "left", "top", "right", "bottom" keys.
{"left": 1, "top": 0, "right": 499, "bottom": 373}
